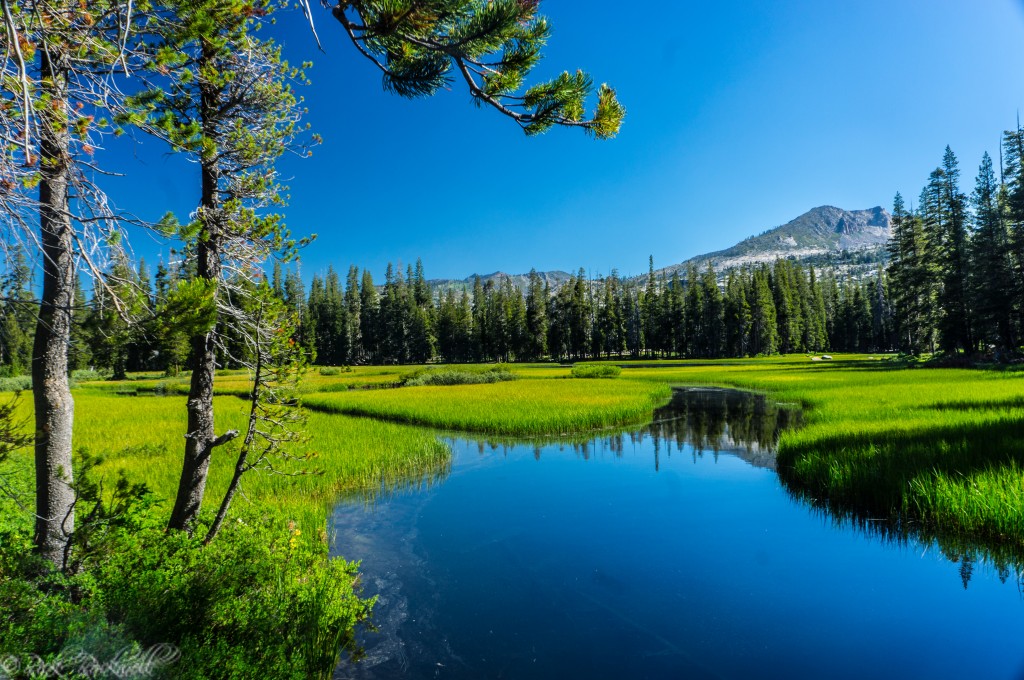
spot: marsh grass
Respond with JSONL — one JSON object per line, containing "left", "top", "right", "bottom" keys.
{"left": 302, "top": 378, "right": 672, "bottom": 436}
{"left": 401, "top": 365, "right": 518, "bottom": 387}
{"left": 571, "top": 363, "right": 622, "bottom": 378}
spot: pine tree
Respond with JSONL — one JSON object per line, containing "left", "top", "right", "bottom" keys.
{"left": 886, "top": 193, "right": 933, "bottom": 353}
{"left": 68, "top": 276, "right": 92, "bottom": 373}
{"left": 152, "top": 261, "right": 192, "bottom": 376}
{"left": 1001, "top": 124, "right": 1024, "bottom": 342}
{"left": 306, "top": 273, "right": 326, "bottom": 364}
{"left": 524, "top": 269, "right": 548, "bottom": 360}
{"left": 0, "top": 251, "right": 36, "bottom": 375}
{"left": 359, "top": 270, "right": 380, "bottom": 363}
{"left": 641, "top": 256, "right": 658, "bottom": 357}
{"left": 750, "top": 266, "right": 778, "bottom": 355}
{"left": 684, "top": 263, "right": 704, "bottom": 358}
{"left": 380, "top": 263, "right": 408, "bottom": 363}
{"left": 345, "top": 266, "right": 363, "bottom": 364}
{"left": 569, "top": 269, "right": 591, "bottom": 360}
{"left": 472, "top": 276, "right": 488, "bottom": 361}
{"left": 969, "top": 152, "right": 1015, "bottom": 351}
{"left": 723, "top": 270, "right": 751, "bottom": 356}
{"left": 701, "top": 264, "right": 724, "bottom": 357}
{"left": 87, "top": 255, "right": 148, "bottom": 380}
{"left": 667, "top": 271, "right": 685, "bottom": 357}
{"left": 128, "top": 0, "right": 317, "bottom": 532}
{"left": 936, "top": 147, "right": 974, "bottom": 352}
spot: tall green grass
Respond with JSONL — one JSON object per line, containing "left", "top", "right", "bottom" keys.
{"left": 3, "top": 390, "right": 450, "bottom": 536}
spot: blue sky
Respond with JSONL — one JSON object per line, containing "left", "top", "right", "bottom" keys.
{"left": 105, "top": 0, "right": 1024, "bottom": 282}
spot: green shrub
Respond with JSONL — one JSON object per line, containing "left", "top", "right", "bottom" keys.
{"left": 71, "top": 369, "right": 109, "bottom": 383}
{"left": 571, "top": 363, "right": 622, "bottom": 379}
{"left": 98, "top": 518, "right": 370, "bottom": 679}
{"left": 403, "top": 367, "right": 518, "bottom": 387}
{"left": 0, "top": 375, "right": 31, "bottom": 392}
{"left": 0, "top": 456, "right": 371, "bottom": 680}
{"left": 318, "top": 366, "right": 352, "bottom": 376}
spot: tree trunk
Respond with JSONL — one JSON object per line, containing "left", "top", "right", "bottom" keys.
{"left": 167, "top": 189, "right": 220, "bottom": 533}
{"left": 168, "top": 46, "right": 221, "bottom": 532}
{"left": 166, "top": 289, "right": 217, "bottom": 532}
{"left": 33, "top": 44, "right": 76, "bottom": 570}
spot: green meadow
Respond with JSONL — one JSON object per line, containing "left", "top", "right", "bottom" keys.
{"left": 5, "top": 353, "right": 1024, "bottom": 569}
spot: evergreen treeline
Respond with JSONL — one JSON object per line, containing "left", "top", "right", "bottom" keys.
{"left": 296, "top": 256, "right": 894, "bottom": 364}
{"left": 886, "top": 127, "right": 1024, "bottom": 357}
{"left": 2, "top": 252, "right": 900, "bottom": 375}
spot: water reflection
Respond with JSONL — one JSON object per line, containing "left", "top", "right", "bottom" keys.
{"left": 801, "top": 502, "right": 1024, "bottom": 591}
{"left": 463, "top": 387, "right": 802, "bottom": 471}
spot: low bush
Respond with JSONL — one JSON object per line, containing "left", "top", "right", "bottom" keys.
{"left": 71, "top": 369, "right": 110, "bottom": 383}
{"left": 0, "top": 375, "right": 31, "bottom": 392}
{"left": 402, "top": 366, "right": 518, "bottom": 387}
{"left": 0, "top": 462, "right": 371, "bottom": 680}
{"left": 571, "top": 363, "right": 622, "bottom": 379}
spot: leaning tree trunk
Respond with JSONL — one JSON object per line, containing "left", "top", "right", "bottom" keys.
{"left": 32, "top": 44, "right": 76, "bottom": 570}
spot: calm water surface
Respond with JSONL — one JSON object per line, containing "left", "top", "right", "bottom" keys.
{"left": 331, "top": 388, "right": 1024, "bottom": 680}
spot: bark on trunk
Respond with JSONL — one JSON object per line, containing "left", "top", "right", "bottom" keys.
{"left": 167, "top": 194, "right": 220, "bottom": 533}
{"left": 32, "top": 45, "right": 76, "bottom": 570}
{"left": 166, "top": 300, "right": 217, "bottom": 532}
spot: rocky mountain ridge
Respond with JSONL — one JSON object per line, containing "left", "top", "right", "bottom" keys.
{"left": 655, "top": 205, "right": 891, "bottom": 278}
{"left": 426, "top": 205, "right": 891, "bottom": 291}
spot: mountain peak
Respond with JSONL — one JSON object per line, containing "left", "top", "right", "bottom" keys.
{"left": 658, "top": 205, "right": 891, "bottom": 277}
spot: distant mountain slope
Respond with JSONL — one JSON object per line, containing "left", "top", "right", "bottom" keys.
{"left": 422, "top": 206, "right": 891, "bottom": 293}
{"left": 657, "top": 206, "right": 891, "bottom": 277}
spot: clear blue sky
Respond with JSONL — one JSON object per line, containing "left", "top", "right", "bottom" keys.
{"left": 105, "top": 0, "right": 1024, "bottom": 282}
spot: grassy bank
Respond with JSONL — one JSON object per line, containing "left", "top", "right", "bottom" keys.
{"left": 65, "top": 390, "right": 451, "bottom": 529}
{"left": 0, "top": 389, "right": 451, "bottom": 678}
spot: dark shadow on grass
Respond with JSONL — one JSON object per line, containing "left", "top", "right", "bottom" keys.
{"left": 929, "top": 397, "right": 1024, "bottom": 412}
